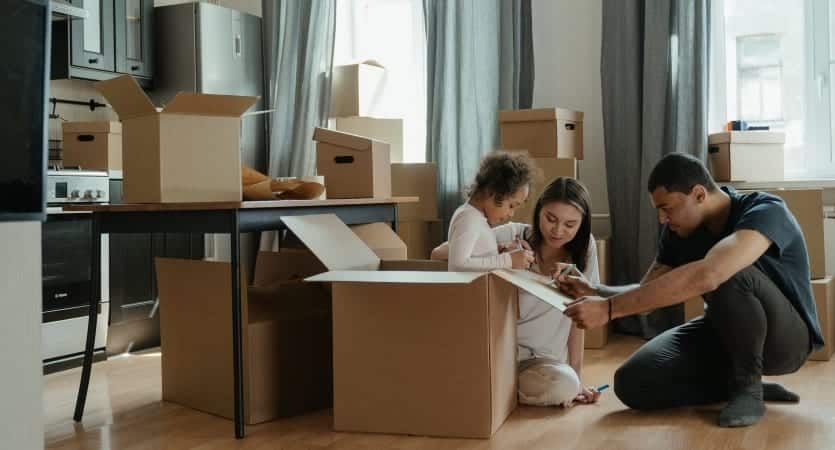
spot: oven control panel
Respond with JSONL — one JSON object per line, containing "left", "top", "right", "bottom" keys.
{"left": 47, "top": 170, "right": 109, "bottom": 204}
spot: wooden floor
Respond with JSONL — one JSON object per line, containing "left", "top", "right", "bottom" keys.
{"left": 44, "top": 335, "right": 835, "bottom": 450}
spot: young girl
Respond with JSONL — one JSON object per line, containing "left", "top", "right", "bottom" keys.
{"left": 447, "top": 151, "right": 536, "bottom": 272}
{"left": 435, "top": 177, "right": 602, "bottom": 407}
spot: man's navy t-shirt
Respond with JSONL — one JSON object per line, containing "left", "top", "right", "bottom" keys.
{"left": 656, "top": 186, "right": 823, "bottom": 349}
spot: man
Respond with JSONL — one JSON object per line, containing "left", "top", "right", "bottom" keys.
{"left": 559, "top": 153, "right": 821, "bottom": 427}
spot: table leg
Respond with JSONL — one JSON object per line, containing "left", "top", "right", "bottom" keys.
{"left": 230, "top": 213, "right": 245, "bottom": 438}
{"left": 74, "top": 214, "right": 102, "bottom": 421}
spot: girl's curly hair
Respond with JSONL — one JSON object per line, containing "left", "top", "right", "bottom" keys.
{"left": 467, "top": 151, "right": 535, "bottom": 204}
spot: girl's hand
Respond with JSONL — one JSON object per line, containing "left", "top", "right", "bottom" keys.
{"left": 510, "top": 249, "right": 535, "bottom": 269}
{"left": 575, "top": 386, "right": 602, "bottom": 404}
{"left": 498, "top": 237, "right": 532, "bottom": 254}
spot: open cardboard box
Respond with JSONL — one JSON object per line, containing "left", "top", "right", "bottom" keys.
{"left": 95, "top": 75, "right": 256, "bottom": 203}
{"left": 283, "top": 214, "right": 573, "bottom": 438}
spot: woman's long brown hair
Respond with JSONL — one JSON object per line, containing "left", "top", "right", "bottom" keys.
{"left": 525, "top": 177, "right": 593, "bottom": 272}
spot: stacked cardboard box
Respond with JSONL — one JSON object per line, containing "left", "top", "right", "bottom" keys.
{"left": 498, "top": 107, "right": 584, "bottom": 225}
{"left": 584, "top": 238, "right": 610, "bottom": 349}
{"left": 707, "top": 132, "right": 785, "bottom": 182}
{"left": 312, "top": 127, "right": 391, "bottom": 199}
{"left": 329, "top": 60, "right": 405, "bottom": 181}
{"left": 743, "top": 188, "right": 833, "bottom": 361}
{"left": 391, "top": 163, "right": 444, "bottom": 258}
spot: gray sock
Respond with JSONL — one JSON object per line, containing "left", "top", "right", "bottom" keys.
{"left": 718, "top": 379, "right": 765, "bottom": 428}
{"left": 762, "top": 382, "right": 799, "bottom": 403}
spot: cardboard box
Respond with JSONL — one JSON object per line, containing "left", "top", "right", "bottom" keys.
{"left": 708, "top": 132, "right": 784, "bottom": 182}
{"left": 252, "top": 249, "right": 327, "bottom": 286}
{"left": 396, "top": 219, "right": 444, "bottom": 260}
{"left": 62, "top": 121, "right": 122, "bottom": 171}
{"left": 763, "top": 189, "right": 825, "bottom": 279}
{"left": 585, "top": 238, "right": 610, "bottom": 349}
{"left": 391, "top": 163, "right": 439, "bottom": 221}
{"left": 96, "top": 75, "right": 256, "bottom": 203}
{"left": 155, "top": 258, "right": 332, "bottom": 424}
{"left": 350, "top": 222, "right": 408, "bottom": 260}
{"left": 335, "top": 117, "right": 404, "bottom": 163}
{"left": 499, "top": 107, "right": 584, "bottom": 159}
{"left": 290, "top": 214, "right": 574, "bottom": 438}
{"left": 809, "top": 277, "right": 835, "bottom": 361}
{"left": 515, "top": 158, "right": 578, "bottom": 225}
{"left": 313, "top": 127, "right": 392, "bottom": 199}
{"left": 330, "top": 61, "right": 385, "bottom": 118}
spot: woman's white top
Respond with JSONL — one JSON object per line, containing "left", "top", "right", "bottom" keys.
{"left": 491, "top": 222, "right": 600, "bottom": 363}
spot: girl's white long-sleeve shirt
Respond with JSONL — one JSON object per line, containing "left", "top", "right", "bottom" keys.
{"left": 447, "top": 203, "right": 512, "bottom": 272}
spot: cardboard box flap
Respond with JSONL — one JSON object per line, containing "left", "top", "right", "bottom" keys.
{"left": 62, "top": 121, "right": 122, "bottom": 134}
{"left": 94, "top": 75, "right": 157, "bottom": 120}
{"left": 313, "top": 127, "right": 377, "bottom": 151}
{"left": 708, "top": 131, "right": 786, "bottom": 145}
{"left": 307, "top": 270, "right": 482, "bottom": 284}
{"left": 492, "top": 269, "right": 572, "bottom": 312}
{"left": 350, "top": 223, "right": 407, "bottom": 260}
{"left": 282, "top": 214, "right": 380, "bottom": 270}
{"left": 498, "top": 107, "right": 584, "bottom": 123}
{"left": 162, "top": 92, "right": 258, "bottom": 117}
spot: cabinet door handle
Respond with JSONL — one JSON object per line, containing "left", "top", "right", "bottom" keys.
{"left": 88, "top": 58, "right": 99, "bottom": 64}
{"left": 131, "top": 65, "right": 140, "bottom": 71}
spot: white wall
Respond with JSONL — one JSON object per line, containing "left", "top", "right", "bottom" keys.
{"left": 0, "top": 224, "right": 44, "bottom": 450}
{"left": 532, "top": 0, "right": 608, "bottom": 216}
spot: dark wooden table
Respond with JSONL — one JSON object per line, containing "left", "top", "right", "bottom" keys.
{"left": 64, "top": 197, "right": 416, "bottom": 439}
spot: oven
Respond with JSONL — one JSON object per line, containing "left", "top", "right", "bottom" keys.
{"left": 42, "top": 170, "right": 110, "bottom": 373}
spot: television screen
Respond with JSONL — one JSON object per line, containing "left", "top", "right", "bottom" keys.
{"left": 0, "top": 0, "right": 49, "bottom": 221}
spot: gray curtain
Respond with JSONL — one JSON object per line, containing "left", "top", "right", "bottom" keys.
{"left": 601, "top": 0, "right": 709, "bottom": 338}
{"left": 262, "top": 0, "right": 336, "bottom": 178}
{"left": 424, "top": 0, "right": 534, "bottom": 231}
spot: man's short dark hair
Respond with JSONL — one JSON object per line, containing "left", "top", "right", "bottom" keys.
{"left": 647, "top": 153, "right": 718, "bottom": 194}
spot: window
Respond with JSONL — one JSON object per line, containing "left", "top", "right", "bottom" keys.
{"left": 710, "top": 0, "right": 834, "bottom": 178}
{"left": 333, "top": 0, "right": 427, "bottom": 162}
{"left": 736, "top": 34, "right": 783, "bottom": 123}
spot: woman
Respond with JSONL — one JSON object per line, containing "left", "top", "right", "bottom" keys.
{"left": 432, "top": 177, "right": 602, "bottom": 407}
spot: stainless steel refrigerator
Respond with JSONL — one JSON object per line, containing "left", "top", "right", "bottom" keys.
{"left": 152, "top": 2, "right": 265, "bottom": 265}
{"left": 152, "top": 2, "right": 265, "bottom": 173}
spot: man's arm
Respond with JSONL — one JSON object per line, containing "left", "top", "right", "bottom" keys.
{"left": 592, "top": 261, "right": 672, "bottom": 297}
{"left": 559, "top": 259, "right": 672, "bottom": 299}
{"left": 610, "top": 229, "right": 771, "bottom": 320}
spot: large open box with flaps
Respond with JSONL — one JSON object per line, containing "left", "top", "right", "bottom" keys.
{"left": 283, "top": 214, "right": 574, "bottom": 438}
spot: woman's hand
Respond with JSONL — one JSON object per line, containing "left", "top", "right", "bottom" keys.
{"left": 553, "top": 263, "right": 597, "bottom": 299}
{"left": 574, "top": 386, "right": 602, "bottom": 404}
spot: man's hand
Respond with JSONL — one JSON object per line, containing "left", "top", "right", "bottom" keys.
{"left": 564, "top": 296, "right": 610, "bottom": 329}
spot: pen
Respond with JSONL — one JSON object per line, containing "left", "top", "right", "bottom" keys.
{"left": 558, "top": 263, "right": 577, "bottom": 279}
{"left": 596, "top": 384, "right": 610, "bottom": 392}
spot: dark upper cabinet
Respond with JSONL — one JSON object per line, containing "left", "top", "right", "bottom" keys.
{"left": 51, "top": 0, "right": 153, "bottom": 86}
{"left": 115, "top": 0, "right": 154, "bottom": 79}
{"left": 71, "top": 0, "right": 115, "bottom": 72}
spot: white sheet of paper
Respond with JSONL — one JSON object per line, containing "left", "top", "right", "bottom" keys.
{"left": 492, "top": 269, "right": 573, "bottom": 312}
